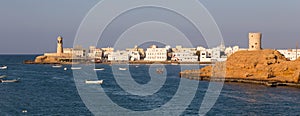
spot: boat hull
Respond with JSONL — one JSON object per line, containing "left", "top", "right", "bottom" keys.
{"left": 85, "top": 80, "right": 103, "bottom": 84}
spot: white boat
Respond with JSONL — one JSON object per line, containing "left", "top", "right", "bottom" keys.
{"left": 0, "top": 75, "right": 7, "bottom": 79}
{"left": 52, "top": 65, "right": 62, "bottom": 68}
{"left": 71, "top": 67, "right": 82, "bottom": 70}
{"left": 118, "top": 67, "right": 127, "bottom": 71}
{"left": 85, "top": 80, "right": 103, "bottom": 84}
{"left": 0, "top": 65, "right": 7, "bottom": 69}
{"left": 1, "top": 79, "right": 19, "bottom": 83}
{"left": 64, "top": 68, "right": 68, "bottom": 71}
{"left": 94, "top": 68, "right": 105, "bottom": 71}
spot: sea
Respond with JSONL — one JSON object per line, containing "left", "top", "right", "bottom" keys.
{"left": 0, "top": 55, "right": 300, "bottom": 115}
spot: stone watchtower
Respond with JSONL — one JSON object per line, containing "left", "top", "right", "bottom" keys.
{"left": 248, "top": 32, "right": 262, "bottom": 50}
{"left": 57, "top": 36, "right": 63, "bottom": 54}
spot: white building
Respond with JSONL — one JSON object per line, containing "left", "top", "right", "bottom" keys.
{"left": 171, "top": 45, "right": 198, "bottom": 62}
{"left": 63, "top": 48, "right": 73, "bottom": 54}
{"left": 88, "top": 46, "right": 102, "bottom": 59}
{"left": 278, "top": 49, "right": 300, "bottom": 61}
{"left": 129, "top": 51, "right": 140, "bottom": 61}
{"left": 172, "top": 52, "right": 198, "bottom": 62}
{"left": 63, "top": 46, "right": 86, "bottom": 58}
{"left": 225, "top": 46, "right": 240, "bottom": 56}
{"left": 73, "top": 46, "right": 86, "bottom": 58}
{"left": 126, "top": 45, "right": 144, "bottom": 60}
{"left": 102, "top": 47, "right": 114, "bottom": 58}
{"left": 108, "top": 51, "right": 129, "bottom": 61}
{"left": 199, "top": 51, "right": 211, "bottom": 62}
{"left": 199, "top": 44, "right": 228, "bottom": 62}
{"left": 144, "top": 45, "right": 167, "bottom": 61}
{"left": 172, "top": 45, "right": 197, "bottom": 53}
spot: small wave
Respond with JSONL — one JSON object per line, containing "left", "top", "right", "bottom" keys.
{"left": 52, "top": 77, "right": 63, "bottom": 80}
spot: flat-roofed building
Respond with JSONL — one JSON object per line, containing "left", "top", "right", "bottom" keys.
{"left": 144, "top": 45, "right": 167, "bottom": 61}
{"left": 108, "top": 51, "right": 129, "bottom": 61}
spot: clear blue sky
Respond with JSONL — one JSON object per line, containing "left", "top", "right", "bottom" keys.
{"left": 0, "top": 0, "right": 300, "bottom": 54}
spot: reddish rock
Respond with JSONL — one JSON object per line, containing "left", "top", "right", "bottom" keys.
{"left": 182, "top": 49, "right": 300, "bottom": 83}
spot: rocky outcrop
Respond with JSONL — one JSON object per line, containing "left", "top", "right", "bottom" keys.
{"left": 181, "top": 49, "right": 300, "bottom": 83}
{"left": 34, "top": 56, "right": 59, "bottom": 63}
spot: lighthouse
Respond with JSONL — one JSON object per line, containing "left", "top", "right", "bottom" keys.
{"left": 57, "top": 36, "right": 63, "bottom": 54}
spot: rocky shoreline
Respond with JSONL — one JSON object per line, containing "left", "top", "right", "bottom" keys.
{"left": 180, "top": 49, "right": 300, "bottom": 88}
{"left": 179, "top": 74, "right": 300, "bottom": 88}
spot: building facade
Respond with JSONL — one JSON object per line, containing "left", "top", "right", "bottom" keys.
{"left": 144, "top": 45, "right": 167, "bottom": 61}
{"left": 88, "top": 46, "right": 102, "bottom": 59}
{"left": 108, "top": 51, "right": 129, "bottom": 61}
{"left": 129, "top": 51, "right": 140, "bottom": 61}
{"left": 171, "top": 52, "right": 198, "bottom": 62}
{"left": 278, "top": 49, "right": 300, "bottom": 61}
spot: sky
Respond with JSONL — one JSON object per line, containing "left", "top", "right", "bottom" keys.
{"left": 0, "top": 0, "right": 300, "bottom": 54}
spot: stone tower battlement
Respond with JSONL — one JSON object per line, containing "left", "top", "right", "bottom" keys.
{"left": 248, "top": 32, "right": 262, "bottom": 50}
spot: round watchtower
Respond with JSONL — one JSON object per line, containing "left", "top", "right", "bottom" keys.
{"left": 248, "top": 32, "right": 262, "bottom": 50}
{"left": 57, "top": 36, "right": 63, "bottom": 54}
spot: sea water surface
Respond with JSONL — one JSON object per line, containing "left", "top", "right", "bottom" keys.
{"left": 0, "top": 55, "right": 300, "bottom": 115}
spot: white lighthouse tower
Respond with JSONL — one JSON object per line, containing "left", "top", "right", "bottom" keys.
{"left": 57, "top": 36, "right": 63, "bottom": 54}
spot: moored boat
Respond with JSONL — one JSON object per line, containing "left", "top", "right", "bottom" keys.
{"left": 0, "top": 75, "right": 7, "bottom": 79}
{"left": 118, "top": 68, "right": 127, "bottom": 71}
{"left": 85, "top": 80, "right": 103, "bottom": 84}
{"left": 52, "top": 64, "right": 62, "bottom": 68}
{"left": 0, "top": 65, "right": 7, "bottom": 69}
{"left": 94, "top": 68, "right": 105, "bottom": 71}
{"left": 71, "top": 67, "right": 82, "bottom": 70}
{"left": 1, "top": 78, "right": 20, "bottom": 83}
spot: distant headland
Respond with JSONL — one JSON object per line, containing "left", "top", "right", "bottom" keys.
{"left": 180, "top": 33, "right": 300, "bottom": 87}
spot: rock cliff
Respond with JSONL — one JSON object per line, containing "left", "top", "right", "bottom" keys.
{"left": 182, "top": 49, "right": 300, "bottom": 83}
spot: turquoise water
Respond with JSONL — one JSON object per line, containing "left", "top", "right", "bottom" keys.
{"left": 0, "top": 55, "right": 300, "bottom": 115}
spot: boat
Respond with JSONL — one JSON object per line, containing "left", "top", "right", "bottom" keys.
{"left": 156, "top": 68, "right": 164, "bottom": 74}
{"left": 71, "top": 67, "right": 82, "bottom": 70}
{"left": 265, "top": 81, "right": 278, "bottom": 87}
{"left": 0, "top": 75, "right": 7, "bottom": 79}
{"left": 0, "top": 65, "right": 7, "bottom": 69}
{"left": 64, "top": 68, "right": 67, "bottom": 70}
{"left": 94, "top": 68, "right": 105, "bottom": 71}
{"left": 118, "top": 68, "right": 127, "bottom": 71}
{"left": 1, "top": 78, "right": 19, "bottom": 83}
{"left": 52, "top": 64, "right": 62, "bottom": 68}
{"left": 85, "top": 80, "right": 103, "bottom": 84}
{"left": 22, "top": 110, "right": 27, "bottom": 113}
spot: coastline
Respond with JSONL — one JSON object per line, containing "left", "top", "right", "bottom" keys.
{"left": 179, "top": 74, "right": 300, "bottom": 88}
{"left": 23, "top": 60, "right": 212, "bottom": 65}
{"left": 179, "top": 49, "right": 300, "bottom": 88}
